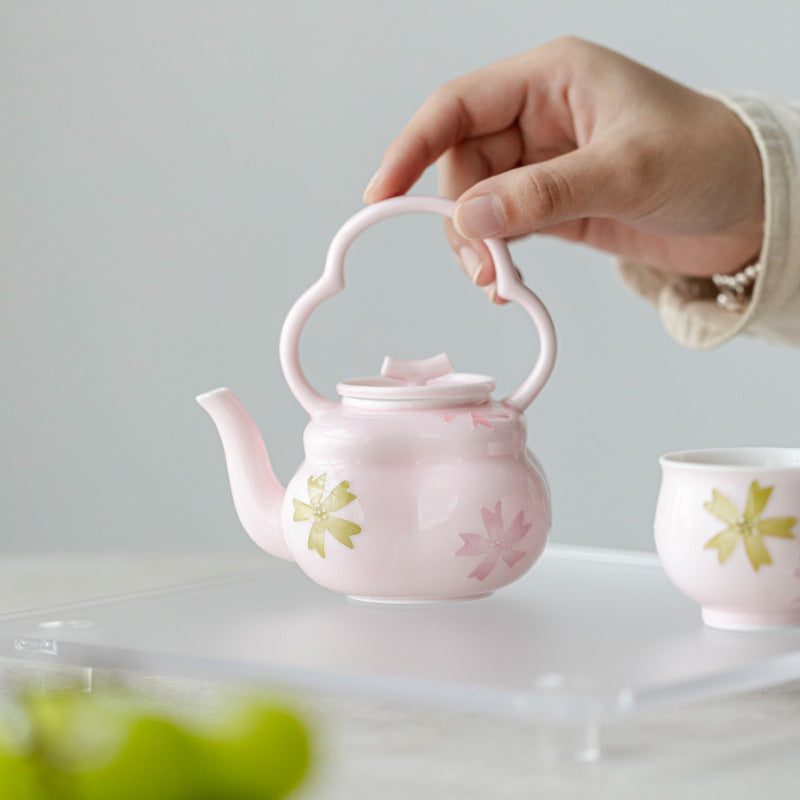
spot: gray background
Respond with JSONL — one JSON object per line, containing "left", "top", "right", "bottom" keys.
{"left": 2, "top": 1, "right": 798, "bottom": 554}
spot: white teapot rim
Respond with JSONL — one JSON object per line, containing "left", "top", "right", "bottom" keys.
{"left": 336, "top": 373, "right": 496, "bottom": 406}
{"left": 336, "top": 352, "right": 495, "bottom": 406}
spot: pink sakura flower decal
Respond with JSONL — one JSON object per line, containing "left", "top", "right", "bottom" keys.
{"left": 456, "top": 502, "right": 531, "bottom": 580}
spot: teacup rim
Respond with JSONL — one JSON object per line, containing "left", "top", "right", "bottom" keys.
{"left": 660, "top": 446, "right": 800, "bottom": 472}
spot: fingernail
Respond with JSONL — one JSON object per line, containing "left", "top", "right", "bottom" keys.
{"left": 459, "top": 246, "right": 483, "bottom": 284}
{"left": 363, "top": 169, "right": 381, "bottom": 202}
{"left": 483, "top": 283, "right": 497, "bottom": 302}
{"left": 454, "top": 195, "right": 505, "bottom": 238}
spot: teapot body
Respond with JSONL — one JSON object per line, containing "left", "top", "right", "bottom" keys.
{"left": 198, "top": 196, "right": 558, "bottom": 602}
{"left": 281, "top": 400, "right": 550, "bottom": 601}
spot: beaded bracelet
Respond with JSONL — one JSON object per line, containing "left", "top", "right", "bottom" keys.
{"left": 711, "top": 262, "right": 762, "bottom": 312}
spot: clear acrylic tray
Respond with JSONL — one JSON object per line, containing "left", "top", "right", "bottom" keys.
{"left": 3, "top": 546, "right": 800, "bottom": 733}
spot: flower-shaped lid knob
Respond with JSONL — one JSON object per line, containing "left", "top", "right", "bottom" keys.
{"left": 381, "top": 353, "right": 454, "bottom": 385}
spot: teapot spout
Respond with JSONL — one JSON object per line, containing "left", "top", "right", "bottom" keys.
{"left": 196, "top": 388, "right": 293, "bottom": 561}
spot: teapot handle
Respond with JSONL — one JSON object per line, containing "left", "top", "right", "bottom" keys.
{"left": 279, "top": 195, "right": 556, "bottom": 417}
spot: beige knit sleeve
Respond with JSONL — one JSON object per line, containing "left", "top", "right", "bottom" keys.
{"left": 616, "top": 92, "right": 800, "bottom": 349}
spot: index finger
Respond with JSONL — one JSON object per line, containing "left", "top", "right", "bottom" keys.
{"left": 364, "top": 56, "right": 529, "bottom": 202}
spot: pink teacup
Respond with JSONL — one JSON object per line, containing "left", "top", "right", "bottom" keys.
{"left": 655, "top": 448, "right": 800, "bottom": 630}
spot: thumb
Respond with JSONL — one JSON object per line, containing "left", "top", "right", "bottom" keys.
{"left": 452, "top": 143, "right": 626, "bottom": 240}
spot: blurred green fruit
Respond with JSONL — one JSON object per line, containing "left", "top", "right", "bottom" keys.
{"left": 70, "top": 716, "right": 203, "bottom": 800}
{"left": 0, "top": 707, "right": 46, "bottom": 800}
{"left": 12, "top": 690, "right": 310, "bottom": 800}
{"left": 26, "top": 692, "right": 134, "bottom": 771}
{"left": 0, "top": 749, "right": 46, "bottom": 800}
{"left": 196, "top": 705, "right": 310, "bottom": 799}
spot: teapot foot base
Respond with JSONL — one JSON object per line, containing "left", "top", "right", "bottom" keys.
{"left": 348, "top": 592, "right": 493, "bottom": 605}
{"left": 701, "top": 606, "right": 800, "bottom": 631}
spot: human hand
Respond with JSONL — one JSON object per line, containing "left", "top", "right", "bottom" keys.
{"left": 363, "top": 37, "right": 764, "bottom": 303}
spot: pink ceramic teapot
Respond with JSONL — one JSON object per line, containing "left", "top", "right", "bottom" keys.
{"left": 197, "top": 195, "right": 556, "bottom": 602}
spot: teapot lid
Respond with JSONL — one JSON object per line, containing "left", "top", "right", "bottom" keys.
{"left": 337, "top": 353, "right": 495, "bottom": 407}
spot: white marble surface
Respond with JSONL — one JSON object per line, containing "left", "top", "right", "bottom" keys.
{"left": 0, "top": 553, "right": 798, "bottom": 799}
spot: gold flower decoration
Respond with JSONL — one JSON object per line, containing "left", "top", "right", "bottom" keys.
{"left": 292, "top": 473, "right": 361, "bottom": 558}
{"left": 703, "top": 481, "right": 797, "bottom": 571}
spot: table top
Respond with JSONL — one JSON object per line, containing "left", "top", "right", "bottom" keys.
{"left": 0, "top": 551, "right": 797, "bottom": 799}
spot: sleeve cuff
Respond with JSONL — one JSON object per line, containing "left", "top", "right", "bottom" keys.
{"left": 615, "top": 259, "right": 758, "bottom": 349}
{"left": 617, "top": 91, "right": 800, "bottom": 350}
